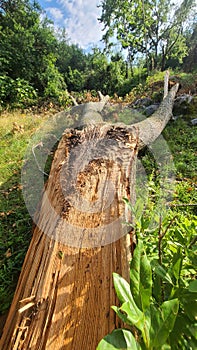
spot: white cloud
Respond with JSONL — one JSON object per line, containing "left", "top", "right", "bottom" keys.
{"left": 46, "top": 7, "right": 64, "bottom": 21}
{"left": 58, "top": 0, "right": 104, "bottom": 48}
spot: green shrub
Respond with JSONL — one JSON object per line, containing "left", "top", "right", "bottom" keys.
{"left": 43, "top": 63, "right": 66, "bottom": 100}
{"left": 0, "top": 75, "right": 37, "bottom": 108}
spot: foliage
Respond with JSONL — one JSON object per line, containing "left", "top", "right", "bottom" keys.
{"left": 97, "top": 108, "right": 197, "bottom": 349}
{"left": 0, "top": 0, "right": 196, "bottom": 108}
{"left": 0, "top": 75, "right": 37, "bottom": 109}
{"left": 41, "top": 56, "right": 66, "bottom": 99}
{"left": 99, "top": 0, "right": 196, "bottom": 71}
{"left": 0, "top": 0, "right": 131, "bottom": 107}
{"left": 67, "top": 67, "right": 86, "bottom": 92}
{"left": 97, "top": 240, "right": 180, "bottom": 349}
{"left": 163, "top": 117, "right": 197, "bottom": 180}
{"left": 97, "top": 208, "right": 197, "bottom": 349}
{"left": 0, "top": 0, "right": 66, "bottom": 105}
{"left": 133, "top": 202, "right": 197, "bottom": 349}
{"left": 146, "top": 71, "right": 166, "bottom": 86}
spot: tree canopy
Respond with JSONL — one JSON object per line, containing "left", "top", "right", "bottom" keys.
{"left": 0, "top": 0, "right": 196, "bottom": 108}
{"left": 99, "top": 0, "right": 196, "bottom": 71}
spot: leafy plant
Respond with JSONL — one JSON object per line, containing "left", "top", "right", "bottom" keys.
{"left": 0, "top": 75, "right": 37, "bottom": 108}
{"left": 97, "top": 240, "right": 179, "bottom": 350}
{"left": 97, "top": 189, "right": 197, "bottom": 349}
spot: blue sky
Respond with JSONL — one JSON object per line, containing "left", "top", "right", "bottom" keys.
{"left": 38, "top": 0, "right": 104, "bottom": 49}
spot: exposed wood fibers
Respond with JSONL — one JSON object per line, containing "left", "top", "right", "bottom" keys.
{"left": 0, "top": 124, "right": 138, "bottom": 350}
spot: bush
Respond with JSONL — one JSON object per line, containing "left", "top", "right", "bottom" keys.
{"left": 43, "top": 61, "right": 67, "bottom": 100}
{"left": 0, "top": 75, "right": 37, "bottom": 108}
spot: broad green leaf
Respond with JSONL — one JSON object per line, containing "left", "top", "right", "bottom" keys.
{"left": 112, "top": 294, "right": 150, "bottom": 347}
{"left": 113, "top": 273, "right": 133, "bottom": 305}
{"left": 96, "top": 329, "right": 141, "bottom": 350}
{"left": 189, "top": 280, "right": 197, "bottom": 293}
{"left": 112, "top": 273, "right": 144, "bottom": 326}
{"left": 130, "top": 240, "right": 152, "bottom": 312}
{"left": 120, "top": 302, "right": 151, "bottom": 348}
{"left": 150, "top": 299, "right": 179, "bottom": 347}
{"left": 111, "top": 305, "right": 132, "bottom": 325}
{"left": 168, "top": 313, "right": 188, "bottom": 347}
{"left": 169, "top": 313, "right": 197, "bottom": 348}
{"left": 152, "top": 273, "right": 163, "bottom": 303}
{"left": 180, "top": 289, "right": 197, "bottom": 320}
{"left": 123, "top": 330, "right": 141, "bottom": 350}
{"left": 120, "top": 301, "right": 143, "bottom": 326}
{"left": 183, "top": 298, "right": 197, "bottom": 321}
{"left": 188, "top": 323, "right": 197, "bottom": 340}
{"left": 152, "top": 262, "right": 174, "bottom": 285}
{"left": 169, "top": 249, "right": 183, "bottom": 284}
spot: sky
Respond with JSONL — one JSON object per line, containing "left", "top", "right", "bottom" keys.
{"left": 38, "top": 0, "right": 104, "bottom": 50}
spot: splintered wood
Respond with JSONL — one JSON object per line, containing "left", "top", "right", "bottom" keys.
{"left": 0, "top": 73, "right": 179, "bottom": 349}
{"left": 0, "top": 124, "right": 138, "bottom": 350}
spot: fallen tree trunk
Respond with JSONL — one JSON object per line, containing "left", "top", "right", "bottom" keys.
{"left": 0, "top": 76, "right": 179, "bottom": 350}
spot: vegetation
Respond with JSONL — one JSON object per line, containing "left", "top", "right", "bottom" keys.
{"left": 0, "top": 111, "right": 48, "bottom": 313}
{"left": 0, "top": 0, "right": 197, "bottom": 109}
{"left": 0, "top": 0, "right": 196, "bottom": 346}
{"left": 99, "top": 0, "right": 196, "bottom": 71}
{"left": 0, "top": 90, "right": 196, "bottom": 313}
{"left": 97, "top": 152, "right": 197, "bottom": 348}
{"left": 97, "top": 229, "right": 196, "bottom": 349}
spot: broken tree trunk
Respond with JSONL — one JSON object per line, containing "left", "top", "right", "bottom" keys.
{"left": 0, "top": 77, "right": 179, "bottom": 350}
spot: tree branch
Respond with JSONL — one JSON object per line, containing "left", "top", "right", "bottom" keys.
{"left": 133, "top": 75, "right": 179, "bottom": 148}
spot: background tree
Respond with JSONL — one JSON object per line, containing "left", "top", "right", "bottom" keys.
{"left": 0, "top": 0, "right": 65, "bottom": 102}
{"left": 56, "top": 30, "right": 89, "bottom": 91}
{"left": 99, "top": 0, "right": 196, "bottom": 71}
{"left": 183, "top": 22, "right": 197, "bottom": 72}
{"left": 85, "top": 48, "right": 109, "bottom": 92}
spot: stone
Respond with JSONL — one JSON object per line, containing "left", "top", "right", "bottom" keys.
{"left": 144, "top": 104, "right": 159, "bottom": 116}
{"left": 133, "top": 97, "right": 153, "bottom": 107}
{"left": 191, "top": 118, "right": 197, "bottom": 126}
{"left": 173, "top": 94, "right": 193, "bottom": 114}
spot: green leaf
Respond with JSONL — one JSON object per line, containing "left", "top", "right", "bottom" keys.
{"left": 168, "top": 313, "right": 188, "bottom": 347}
{"left": 120, "top": 302, "right": 151, "bottom": 347}
{"left": 189, "top": 280, "right": 197, "bottom": 293}
{"left": 183, "top": 297, "right": 197, "bottom": 321}
{"left": 169, "top": 248, "right": 183, "bottom": 284}
{"left": 113, "top": 273, "right": 133, "bottom": 305}
{"left": 152, "top": 262, "right": 174, "bottom": 285}
{"left": 112, "top": 272, "right": 150, "bottom": 346}
{"left": 112, "top": 274, "right": 144, "bottom": 326}
{"left": 150, "top": 299, "right": 179, "bottom": 347}
{"left": 120, "top": 301, "right": 143, "bottom": 326}
{"left": 130, "top": 240, "right": 152, "bottom": 312}
{"left": 161, "top": 345, "right": 171, "bottom": 350}
{"left": 96, "top": 329, "right": 141, "bottom": 350}
{"left": 111, "top": 305, "right": 132, "bottom": 325}
{"left": 152, "top": 273, "right": 163, "bottom": 303}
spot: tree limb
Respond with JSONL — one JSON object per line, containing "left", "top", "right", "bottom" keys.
{"left": 133, "top": 77, "right": 179, "bottom": 148}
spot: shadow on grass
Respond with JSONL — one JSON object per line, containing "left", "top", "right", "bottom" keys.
{"left": 0, "top": 172, "right": 33, "bottom": 324}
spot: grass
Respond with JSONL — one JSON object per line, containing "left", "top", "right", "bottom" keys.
{"left": 163, "top": 118, "right": 197, "bottom": 181}
{"left": 0, "top": 111, "right": 49, "bottom": 313}
{"left": 0, "top": 103, "right": 196, "bottom": 318}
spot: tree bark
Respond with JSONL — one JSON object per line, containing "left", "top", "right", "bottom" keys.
{"left": 0, "top": 124, "right": 138, "bottom": 350}
{"left": 0, "top": 76, "right": 178, "bottom": 350}
{"left": 136, "top": 83, "right": 179, "bottom": 148}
